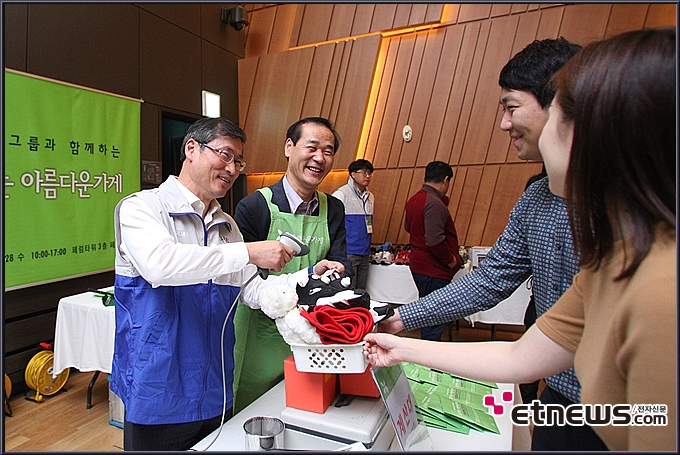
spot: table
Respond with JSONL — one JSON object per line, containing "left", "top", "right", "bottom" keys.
{"left": 192, "top": 380, "right": 529, "bottom": 451}
{"left": 464, "top": 278, "right": 531, "bottom": 328}
{"left": 53, "top": 287, "right": 115, "bottom": 408}
{"left": 365, "top": 264, "right": 418, "bottom": 304}
{"left": 366, "top": 264, "right": 530, "bottom": 339}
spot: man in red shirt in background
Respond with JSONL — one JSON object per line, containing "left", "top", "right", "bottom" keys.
{"left": 404, "top": 161, "right": 462, "bottom": 341}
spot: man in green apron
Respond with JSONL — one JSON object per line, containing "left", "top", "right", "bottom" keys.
{"left": 232, "top": 117, "right": 353, "bottom": 412}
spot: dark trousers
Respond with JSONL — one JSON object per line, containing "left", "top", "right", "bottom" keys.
{"left": 124, "top": 411, "right": 231, "bottom": 451}
{"left": 411, "top": 273, "right": 450, "bottom": 341}
{"left": 520, "top": 294, "right": 540, "bottom": 403}
{"left": 531, "top": 386, "right": 608, "bottom": 451}
{"left": 348, "top": 253, "right": 370, "bottom": 290}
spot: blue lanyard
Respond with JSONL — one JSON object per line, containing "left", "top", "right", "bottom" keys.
{"left": 351, "top": 183, "right": 369, "bottom": 216}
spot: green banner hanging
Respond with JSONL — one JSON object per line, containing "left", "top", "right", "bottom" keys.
{"left": 4, "top": 70, "right": 141, "bottom": 289}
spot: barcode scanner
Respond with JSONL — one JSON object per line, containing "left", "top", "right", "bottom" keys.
{"left": 257, "top": 231, "right": 310, "bottom": 279}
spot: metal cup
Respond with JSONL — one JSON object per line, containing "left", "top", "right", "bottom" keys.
{"left": 243, "top": 416, "right": 285, "bottom": 451}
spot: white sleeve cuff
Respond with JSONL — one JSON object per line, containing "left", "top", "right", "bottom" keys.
{"left": 219, "top": 242, "right": 250, "bottom": 274}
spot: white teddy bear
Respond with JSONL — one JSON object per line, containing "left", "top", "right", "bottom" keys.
{"left": 259, "top": 284, "right": 321, "bottom": 345}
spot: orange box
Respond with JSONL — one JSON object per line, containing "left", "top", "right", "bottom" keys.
{"left": 284, "top": 356, "right": 337, "bottom": 414}
{"left": 338, "top": 366, "right": 380, "bottom": 398}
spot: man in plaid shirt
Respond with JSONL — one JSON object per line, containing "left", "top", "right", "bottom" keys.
{"left": 378, "top": 38, "right": 608, "bottom": 451}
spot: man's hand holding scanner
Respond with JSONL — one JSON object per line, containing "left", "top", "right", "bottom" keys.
{"left": 246, "top": 241, "right": 294, "bottom": 272}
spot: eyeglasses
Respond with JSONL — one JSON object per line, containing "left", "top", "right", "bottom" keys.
{"left": 200, "top": 143, "right": 247, "bottom": 172}
{"left": 353, "top": 170, "right": 373, "bottom": 177}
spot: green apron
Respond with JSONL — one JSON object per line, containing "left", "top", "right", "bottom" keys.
{"left": 232, "top": 188, "right": 331, "bottom": 413}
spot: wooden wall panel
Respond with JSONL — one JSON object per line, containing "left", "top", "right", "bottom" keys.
{"left": 139, "top": 3, "right": 200, "bottom": 36}
{"left": 238, "top": 57, "right": 259, "bottom": 131}
{"left": 320, "top": 42, "right": 345, "bottom": 119}
{"left": 417, "top": 26, "right": 464, "bottom": 168}
{"left": 240, "top": 3, "right": 671, "bottom": 247}
{"left": 4, "top": 3, "right": 28, "bottom": 71}
{"left": 242, "top": 47, "right": 314, "bottom": 172}
{"left": 398, "top": 30, "right": 446, "bottom": 169}
{"left": 140, "top": 10, "right": 202, "bottom": 113}
{"left": 645, "top": 4, "right": 677, "bottom": 28}
{"left": 464, "top": 16, "right": 520, "bottom": 165}
{"left": 424, "top": 4, "right": 445, "bottom": 24}
{"left": 246, "top": 174, "right": 266, "bottom": 194}
{"left": 392, "top": 168, "right": 423, "bottom": 245}
{"left": 297, "top": 4, "right": 333, "bottom": 46}
{"left": 301, "top": 42, "right": 336, "bottom": 117}
{"left": 559, "top": 4, "right": 611, "bottom": 45}
{"left": 289, "top": 3, "right": 442, "bottom": 47}
{"left": 605, "top": 4, "right": 649, "bottom": 39}
{"left": 328, "top": 42, "right": 352, "bottom": 126}
{"left": 202, "top": 41, "right": 240, "bottom": 124}
{"left": 371, "top": 4, "right": 398, "bottom": 33}
{"left": 511, "top": 11, "right": 543, "bottom": 68}
{"left": 535, "top": 6, "right": 564, "bottom": 40}
{"left": 352, "top": 4, "right": 376, "bottom": 37}
{"left": 511, "top": 5, "right": 530, "bottom": 15}
{"left": 408, "top": 4, "right": 428, "bottom": 25}
{"left": 141, "top": 103, "right": 160, "bottom": 162}
{"left": 451, "top": 166, "right": 484, "bottom": 244}
{"left": 481, "top": 163, "right": 544, "bottom": 244}
{"left": 288, "top": 3, "right": 303, "bottom": 48}
{"left": 388, "top": 33, "right": 428, "bottom": 169}
{"left": 323, "top": 170, "right": 348, "bottom": 191}
{"left": 328, "top": 4, "right": 357, "bottom": 41}
{"left": 240, "top": 35, "right": 379, "bottom": 172}
{"left": 394, "top": 4, "right": 414, "bottom": 29}
{"left": 245, "top": 7, "right": 277, "bottom": 58}
{"left": 436, "top": 22, "right": 481, "bottom": 165}
{"left": 374, "top": 35, "right": 416, "bottom": 167}
{"left": 465, "top": 165, "right": 501, "bottom": 245}
{"left": 269, "top": 4, "right": 298, "bottom": 54}
{"left": 491, "top": 4, "right": 512, "bottom": 18}
{"left": 453, "top": 20, "right": 491, "bottom": 166}
{"left": 27, "top": 3, "right": 140, "bottom": 99}
{"left": 334, "top": 35, "right": 382, "bottom": 169}
{"left": 363, "top": 38, "right": 400, "bottom": 168}
{"left": 457, "top": 4, "right": 492, "bottom": 24}
{"left": 441, "top": 4, "right": 461, "bottom": 25}
{"left": 448, "top": 166, "right": 468, "bottom": 221}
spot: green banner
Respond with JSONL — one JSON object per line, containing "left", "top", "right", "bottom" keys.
{"left": 4, "top": 70, "right": 140, "bottom": 289}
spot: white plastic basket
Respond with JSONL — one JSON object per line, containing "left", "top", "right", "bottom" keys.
{"left": 290, "top": 342, "right": 368, "bottom": 373}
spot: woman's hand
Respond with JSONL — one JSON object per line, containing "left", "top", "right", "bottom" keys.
{"left": 363, "top": 333, "right": 403, "bottom": 367}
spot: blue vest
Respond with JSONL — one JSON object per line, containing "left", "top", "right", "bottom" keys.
{"left": 333, "top": 183, "right": 373, "bottom": 256}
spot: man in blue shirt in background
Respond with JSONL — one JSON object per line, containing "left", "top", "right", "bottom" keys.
{"left": 332, "top": 159, "right": 375, "bottom": 290}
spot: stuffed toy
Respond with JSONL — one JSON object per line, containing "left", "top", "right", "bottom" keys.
{"left": 260, "top": 284, "right": 321, "bottom": 345}
{"left": 259, "top": 269, "right": 396, "bottom": 345}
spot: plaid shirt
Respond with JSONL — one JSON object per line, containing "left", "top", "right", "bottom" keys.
{"left": 399, "top": 177, "right": 582, "bottom": 403}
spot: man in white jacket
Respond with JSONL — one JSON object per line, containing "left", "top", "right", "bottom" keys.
{"left": 112, "top": 117, "right": 343, "bottom": 451}
{"left": 332, "top": 159, "right": 375, "bottom": 290}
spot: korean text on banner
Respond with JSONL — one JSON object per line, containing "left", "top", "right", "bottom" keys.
{"left": 4, "top": 70, "right": 141, "bottom": 289}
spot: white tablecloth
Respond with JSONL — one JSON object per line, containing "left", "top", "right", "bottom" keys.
{"left": 53, "top": 287, "right": 115, "bottom": 377}
{"left": 365, "top": 264, "right": 419, "bottom": 304}
{"left": 192, "top": 380, "right": 529, "bottom": 451}
{"left": 461, "top": 271, "right": 531, "bottom": 326}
